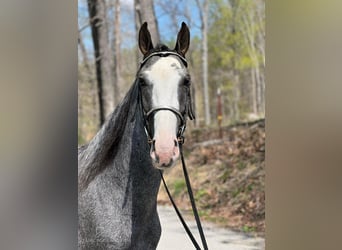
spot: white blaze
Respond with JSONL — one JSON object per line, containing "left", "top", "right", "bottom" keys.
{"left": 144, "top": 56, "right": 184, "bottom": 167}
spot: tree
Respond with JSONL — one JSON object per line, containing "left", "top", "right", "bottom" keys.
{"left": 111, "top": 0, "right": 123, "bottom": 103}
{"left": 195, "top": 0, "right": 211, "bottom": 125}
{"left": 208, "top": 0, "right": 265, "bottom": 122}
{"left": 134, "top": 0, "right": 160, "bottom": 64}
{"left": 87, "top": 0, "right": 115, "bottom": 125}
{"left": 240, "top": 0, "right": 265, "bottom": 115}
{"left": 78, "top": 28, "right": 93, "bottom": 88}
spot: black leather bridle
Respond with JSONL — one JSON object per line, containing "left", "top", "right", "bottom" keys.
{"left": 140, "top": 51, "right": 188, "bottom": 68}
{"left": 139, "top": 51, "right": 194, "bottom": 145}
{"left": 138, "top": 51, "right": 209, "bottom": 250}
{"left": 144, "top": 106, "right": 187, "bottom": 145}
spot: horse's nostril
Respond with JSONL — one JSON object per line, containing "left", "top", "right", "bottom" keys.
{"left": 174, "top": 139, "right": 178, "bottom": 147}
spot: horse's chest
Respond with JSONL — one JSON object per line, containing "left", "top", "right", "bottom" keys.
{"left": 79, "top": 175, "right": 161, "bottom": 249}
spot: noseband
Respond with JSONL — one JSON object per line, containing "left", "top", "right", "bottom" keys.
{"left": 139, "top": 51, "right": 192, "bottom": 145}
{"left": 144, "top": 106, "right": 186, "bottom": 145}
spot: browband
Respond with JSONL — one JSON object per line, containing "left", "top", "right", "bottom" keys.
{"left": 140, "top": 51, "right": 188, "bottom": 68}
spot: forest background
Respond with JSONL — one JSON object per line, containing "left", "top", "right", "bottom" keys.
{"left": 78, "top": 0, "right": 265, "bottom": 143}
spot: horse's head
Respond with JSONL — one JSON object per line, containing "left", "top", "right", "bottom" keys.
{"left": 137, "top": 22, "right": 194, "bottom": 169}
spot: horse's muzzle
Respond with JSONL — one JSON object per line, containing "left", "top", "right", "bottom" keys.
{"left": 150, "top": 138, "right": 180, "bottom": 169}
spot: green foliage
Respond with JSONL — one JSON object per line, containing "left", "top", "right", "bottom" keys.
{"left": 247, "top": 183, "right": 254, "bottom": 192}
{"left": 195, "top": 188, "right": 209, "bottom": 200}
{"left": 208, "top": 0, "right": 265, "bottom": 120}
{"left": 232, "top": 187, "right": 242, "bottom": 198}
{"left": 220, "top": 168, "right": 232, "bottom": 182}
{"left": 197, "top": 209, "right": 209, "bottom": 218}
{"left": 242, "top": 225, "right": 256, "bottom": 233}
{"left": 173, "top": 179, "right": 186, "bottom": 196}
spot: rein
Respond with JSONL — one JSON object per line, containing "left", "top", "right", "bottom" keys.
{"left": 160, "top": 141, "right": 209, "bottom": 250}
{"left": 139, "top": 51, "right": 209, "bottom": 249}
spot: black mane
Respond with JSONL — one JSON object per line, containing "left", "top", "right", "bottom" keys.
{"left": 78, "top": 79, "right": 140, "bottom": 191}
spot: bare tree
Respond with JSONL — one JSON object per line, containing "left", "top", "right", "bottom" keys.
{"left": 78, "top": 29, "right": 93, "bottom": 85}
{"left": 256, "top": 0, "right": 265, "bottom": 115}
{"left": 87, "top": 0, "right": 115, "bottom": 125}
{"left": 134, "top": 0, "right": 160, "bottom": 63}
{"left": 195, "top": 0, "right": 211, "bottom": 125}
{"left": 155, "top": 0, "right": 181, "bottom": 35}
{"left": 78, "top": 27, "right": 98, "bottom": 124}
{"left": 241, "top": 10, "right": 258, "bottom": 114}
{"left": 111, "top": 0, "right": 123, "bottom": 103}
{"left": 230, "top": 0, "right": 241, "bottom": 122}
{"left": 240, "top": 0, "right": 265, "bottom": 115}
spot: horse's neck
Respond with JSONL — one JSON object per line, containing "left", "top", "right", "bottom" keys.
{"left": 113, "top": 113, "right": 161, "bottom": 193}
{"left": 79, "top": 79, "right": 161, "bottom": 206}
{"left": 79, "top": 83, "right": 142, "bottom": 189}
{"left": 100, "top": 113, "right": 161, "bottom": 220}
{"left": 79, "top": 84, "right": 161, "bottom": 248}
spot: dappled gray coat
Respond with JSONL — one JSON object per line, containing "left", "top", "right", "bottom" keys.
{"left": 78, "top": 81, "right": 162, "bottom": 249}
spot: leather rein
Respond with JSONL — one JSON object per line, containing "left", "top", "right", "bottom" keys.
{"left": 139, "top": 51, "right": 209, "bottom": 250}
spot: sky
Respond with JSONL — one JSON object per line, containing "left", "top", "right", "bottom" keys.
{"left": 78, "top": 0, "right": 202, "bottom": 55}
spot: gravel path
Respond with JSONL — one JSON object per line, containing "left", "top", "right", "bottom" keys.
{"left": 157, "top": 206, "right": 265, "bottom": 250}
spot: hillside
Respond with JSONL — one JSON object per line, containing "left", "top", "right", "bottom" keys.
{"left": 157, "top": 119, "right": 265, "bottom": 235}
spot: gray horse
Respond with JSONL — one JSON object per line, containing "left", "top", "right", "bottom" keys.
{"left": 78, "top": 22, "right": 193, "bottom": 249}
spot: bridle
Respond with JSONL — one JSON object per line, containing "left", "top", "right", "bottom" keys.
{"left": 140, "top": 51, "right": 188, "bottom": 68}
{"left": 144, "top": 106, "right": 187, "bottom": 145}
{"left": 139, "top": 51, "right": 194, "bottom": 146}
{"left": 138, "top": 51, "right": 209, "bottom": 250}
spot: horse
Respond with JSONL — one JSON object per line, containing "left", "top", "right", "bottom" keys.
{"left": 78, "top": 22, "right": 194, "bottom": 249}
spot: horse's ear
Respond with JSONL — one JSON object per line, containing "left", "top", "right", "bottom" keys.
{"left": 174, "top": 22, "right": 190, "bottom": 56}
{"left": 139, "top": 22, "right": 154, "bottom": 55}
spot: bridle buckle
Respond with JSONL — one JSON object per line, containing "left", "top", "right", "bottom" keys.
{"left": 177, "top": 136, "right": 185, "bottom": 145}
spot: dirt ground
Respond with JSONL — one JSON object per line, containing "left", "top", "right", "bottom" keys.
{"left": 157, "top": 119, "right": 265, "bottom": 236}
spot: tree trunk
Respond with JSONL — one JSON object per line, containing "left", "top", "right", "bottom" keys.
{"left": 233, "top": 73, "right": 240, "bottom": 122}
{"left": 134, "top": 0, "right": 160, "bottom": 65}
{"left": 251, "top": 68, "right": 257, "bottom": 114}
{"left": 230, "top": 0, "right": 240, "bottom": 122}
{"left": 88, "top": 0, "right": 114, "bottom": 125}
{"left": 112, "top": 0, "right": 122, "bottom": 103}
{"left": 196, "top": 0, "right": 211, "bottom": 126}
{"left": 154, "top": 0, "right": 180, "bottom": 35}
{"left": 78, "top": 28, "right": 98, "bottom": 128}
{"left": 78, "top": 29, "right": 92, "bottom": 79}
{"left": 254, "top": 65, "right": 261, "bottom": 114}
{"left": 241, "top": 6, "right": 264, "bottom": 116}
{"left": 256, "top": 0, "right": 265, "bottom": 115}
{"left": 259, "top": 67, "right": 265, "bottom": 114}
